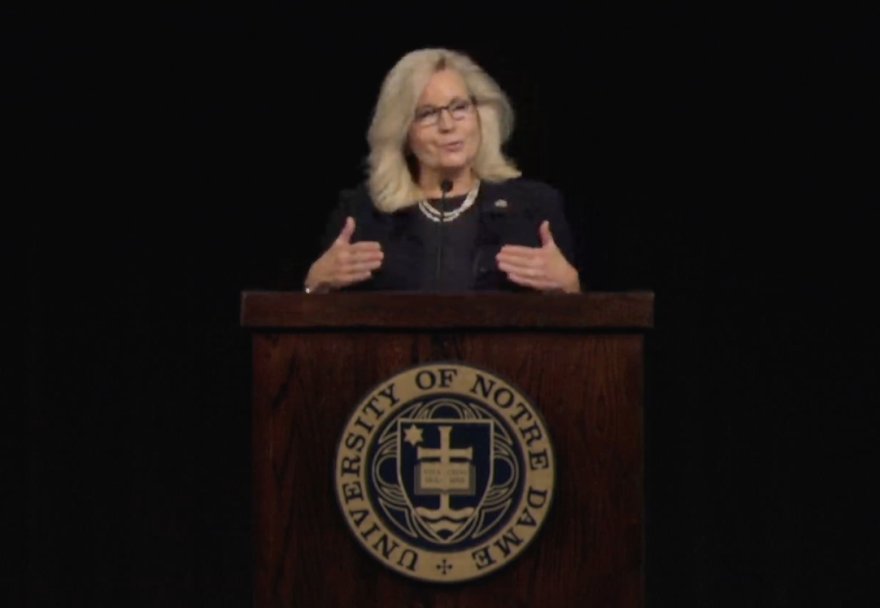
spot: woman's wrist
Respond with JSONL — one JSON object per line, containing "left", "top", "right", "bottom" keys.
{"left": 304, "top": 265, "right": 329, "bottom": 293}
{"left": 562, "top": 267, "right": 581, "bottom": 293}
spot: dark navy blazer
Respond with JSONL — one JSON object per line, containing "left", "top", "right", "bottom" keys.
{"left": 318, "top": 177, "right": 580, "bottom": 292}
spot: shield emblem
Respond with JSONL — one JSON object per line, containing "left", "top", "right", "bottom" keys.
{"left": 397, "top": 419, "right": 494, "bottom": 545}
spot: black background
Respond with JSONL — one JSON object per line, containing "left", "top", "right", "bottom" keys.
{"left": 22, "top": 6, "right": 878, "bottom": 607}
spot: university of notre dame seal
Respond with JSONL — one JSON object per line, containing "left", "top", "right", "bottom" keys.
{"left": 333, "top": 361, "right": 556, "bottom": 583}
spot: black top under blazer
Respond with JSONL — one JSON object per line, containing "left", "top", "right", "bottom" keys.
{"left": 317, "top": 177, "right": 580, "bottom": 292}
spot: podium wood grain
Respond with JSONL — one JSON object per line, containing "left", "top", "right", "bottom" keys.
{"left": 250, "top": 323, "right": 645, "bottom": 608}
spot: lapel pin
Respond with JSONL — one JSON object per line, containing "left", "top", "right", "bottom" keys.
{"left": 494, "top": 199, "right": 508, "bottom": 208}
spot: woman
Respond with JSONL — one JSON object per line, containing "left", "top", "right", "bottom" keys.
{"left": 304, "top": 48, "right": 581, "bottom": 294}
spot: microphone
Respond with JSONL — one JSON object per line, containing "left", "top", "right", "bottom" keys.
{"left": 435, "top": 179, "right": 453, "bottom": 291}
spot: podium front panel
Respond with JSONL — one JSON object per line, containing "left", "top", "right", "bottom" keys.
{"left": 250, "top": 325, "right": 646, "bottom": 608}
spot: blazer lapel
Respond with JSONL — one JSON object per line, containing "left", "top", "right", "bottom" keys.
{"left": 475, "top": 182, "right": 512, "bottom": 248}
{"left": 472, "top": 182, "right": 532, "bottom": 291}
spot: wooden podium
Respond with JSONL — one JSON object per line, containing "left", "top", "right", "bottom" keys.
{"left": 240, "top": 292, "right": 653, "bottom": 608}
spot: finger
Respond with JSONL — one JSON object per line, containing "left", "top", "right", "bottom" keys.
{"left": 497, "top": 259, "right": 525, "bottom": 273}
{"left": 539, "top": 221, "right": 555, "bottom": 247}
{"left": 348, "top": 246, "right": 384, "bottom": 258}
{"left": 498, "top": 245, "right": 540, "bottom": 257}
{"left": 335, "top": 247, "right": 381, "bottom": 266}
{"left": 497, "top": 255, "right": 542, "bottom": 272}
{"left": 348, "top": 241, "right": 382, "bottom": 252}
{"left": 343, "top": 260, "right": 382, "bottom": 274}
{"left": 340, "top": 270, "right": 373, "bottom": 284}
{"left": 336, "top": 216, "right": 355, "bottom": 244}
{"left": 348, "top": 250, "right": 384, "bottom": 264}
{"left": 504, "top": 271, "right": 558, "bottom": 291}
{"left": 496, "top": 249, "right": 538, "bottom": 265}
{"left": 497, "top": 260, "right": 544, "bottom": 278}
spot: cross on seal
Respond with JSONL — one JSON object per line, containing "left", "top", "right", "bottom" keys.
{"left": 436, "top": 558, "right": 453, "bottom": 575}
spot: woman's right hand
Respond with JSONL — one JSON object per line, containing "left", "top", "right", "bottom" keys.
{"left": 304, "top": 217, "right": 383, "bottom": 292}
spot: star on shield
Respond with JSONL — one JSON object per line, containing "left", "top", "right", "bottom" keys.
{"left": 404, "top": 424, "right": 424, "bottom": 446}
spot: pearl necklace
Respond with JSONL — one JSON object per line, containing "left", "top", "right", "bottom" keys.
{"left": 417, "top": 181, "right": 480, "bottom": 223}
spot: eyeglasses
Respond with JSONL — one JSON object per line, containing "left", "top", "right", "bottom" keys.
{"left": 413, "top": 97, "right": 476, "bottom": 126}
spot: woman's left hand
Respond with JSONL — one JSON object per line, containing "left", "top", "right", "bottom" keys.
{"left": 496, "top": 221, "right": 580, "bottom": 293}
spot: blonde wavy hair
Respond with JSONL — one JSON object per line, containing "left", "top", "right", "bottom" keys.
{"left": 366, "top": 48, "right": 521, "bottom": 213}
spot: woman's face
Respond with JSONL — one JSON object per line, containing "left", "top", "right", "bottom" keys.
{"left": 407, "top": 68, "right": 480, "bottom": 180}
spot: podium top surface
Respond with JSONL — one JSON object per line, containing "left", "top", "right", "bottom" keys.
{"left": 240, "top": 291, "right": 654, "bottom": 330}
